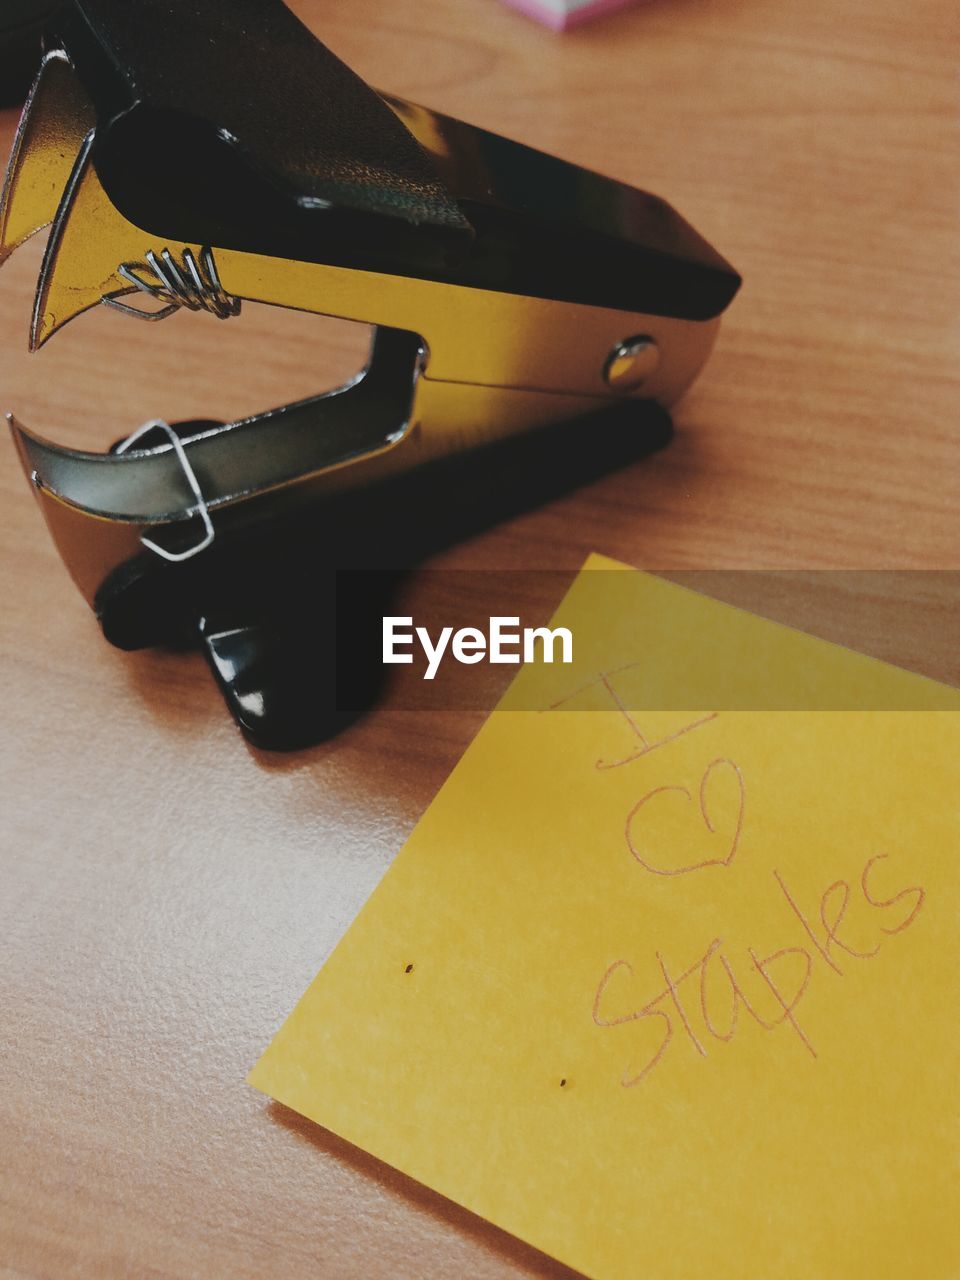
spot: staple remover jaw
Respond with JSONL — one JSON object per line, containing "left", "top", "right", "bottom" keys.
{"left": 1, "top": 0, "right": 740, "bottom": 747}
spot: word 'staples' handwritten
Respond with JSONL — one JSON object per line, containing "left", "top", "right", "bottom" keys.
{"left": 549, "top": 666, "right": 926, "bottom": 1085}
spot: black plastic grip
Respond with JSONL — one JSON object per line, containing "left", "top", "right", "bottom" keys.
{"left": 51, "top": 0, "right": 740, "bottom": 320}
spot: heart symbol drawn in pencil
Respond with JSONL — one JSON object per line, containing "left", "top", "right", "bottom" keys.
{"left": 624, "top": 757, "right": 745, "bottom": 876}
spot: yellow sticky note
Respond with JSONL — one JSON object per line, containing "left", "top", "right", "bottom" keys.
{"left": 250, "top": 557, "right": 960, "bottom": 1280}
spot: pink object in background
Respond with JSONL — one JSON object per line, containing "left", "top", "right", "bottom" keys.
{"left": 501, "top": 0, "right": 640, "bottom": 30}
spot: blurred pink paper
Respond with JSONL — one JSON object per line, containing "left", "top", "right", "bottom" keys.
{"left": 501, "top": 0, "right": 639, "bottom": 29}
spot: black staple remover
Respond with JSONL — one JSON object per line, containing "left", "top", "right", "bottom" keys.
{"left": 0, "top": 0, "right": 740, "bottom": 748}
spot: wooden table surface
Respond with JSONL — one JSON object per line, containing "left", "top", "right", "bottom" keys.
{"left": 1, "top": 0, "right": 957, "bottom": 1276}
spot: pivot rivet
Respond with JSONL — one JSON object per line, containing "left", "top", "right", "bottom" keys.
{"left": 604, "top": 335, "right": 660, "bottom": 391}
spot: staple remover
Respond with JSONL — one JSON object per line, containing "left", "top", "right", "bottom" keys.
{"left": 0, "top": 0, "right": 740, "bottom": 747}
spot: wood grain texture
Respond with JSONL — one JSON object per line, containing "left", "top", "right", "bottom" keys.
{"left": 0, "top": 0, "right": 956, "bottom": 1276}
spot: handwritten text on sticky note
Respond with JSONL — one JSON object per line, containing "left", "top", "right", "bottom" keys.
{"left": 250, "top": 559, "right": 959, "bottom": 1280}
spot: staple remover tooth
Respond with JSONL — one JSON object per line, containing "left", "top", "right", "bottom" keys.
{"left": 0, "top": 48, "right": 94, "bottom": 268}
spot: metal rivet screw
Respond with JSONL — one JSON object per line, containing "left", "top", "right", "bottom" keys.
{"left": 604, "top": 335, "right": 660, "bottom": 391}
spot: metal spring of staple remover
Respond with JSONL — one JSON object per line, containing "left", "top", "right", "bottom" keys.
{"left": 102, "top": 245, "right": 242, "bottom": 322}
